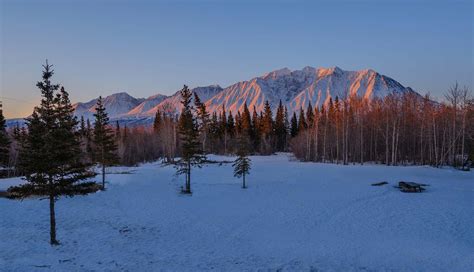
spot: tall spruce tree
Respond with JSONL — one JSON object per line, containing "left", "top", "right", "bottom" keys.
{"left": 226, "top": 110, "right": 235, "bottom": 152}
{"left": 251, "top": 106, "right": 260, "bottom": 151}
{"left": 235, "top": 111, "right": 243, "bottom": 136}
{"left": 290, "top": 112, "right": 298, "bottom": 137}
{"left": 93, "top": 96, "right": 118, "bottom": 190}
{"left": 241, "top": 104, "right": 252, "bottom": 135}
{"left": 115, "top": 120, "right": 121, "bottom": 140}
{"left": 261, "top": 101, "right": 273, "bottom": 136}
{"left": 298, "top": 107, "right": 307, "bottom": 131}
{"left": 153, "top": 109, "right": 161, "bottom": 134}
{"left": 0, "top": 102, "right": 10, "bottom": 167}
{"left": 15, "top": 62, "right": 95, "bottom": 245}
{"left": 306, "top": 102, "right": 314, "bottom": 128}
{"left": 274, "top": 100, "right": 286, "bottom": 151}
{"left": 219, "top": 105, "right": 228, "bottom": 154}
{"left": 177, "top": 85, "right": 205, "bottom": 194}
{"left": 79, "top": 116, "right": 86, "bottom": 136}
{"left": 194, "top": 93, "right": 210, "bottom": 153}
{"left": 85, "top": 118, "right": 94, "bottom": 162}
{"left": 284, "top": 106, "right": 290, "bottom": 149}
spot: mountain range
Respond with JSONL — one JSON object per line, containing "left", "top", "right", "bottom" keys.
{"left": 7, "top": 66, "right": 419, "bottom": 127}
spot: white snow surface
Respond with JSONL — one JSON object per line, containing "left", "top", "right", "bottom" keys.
{"left": 1, "top": 153, "right": 473, "bottom": 271}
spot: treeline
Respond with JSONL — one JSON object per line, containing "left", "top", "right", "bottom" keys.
{"left": 97, "top": 86, "right": 473, "bottom": 169}
{"left": 2, "top": 79, "right": 473, "bottom": 171}
{"left": 291, "top": 86, "right": 474, "bottom": 168}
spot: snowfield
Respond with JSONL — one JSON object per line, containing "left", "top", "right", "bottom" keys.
{"left": 1, "top": 154, "right": 473, "bottom": 271}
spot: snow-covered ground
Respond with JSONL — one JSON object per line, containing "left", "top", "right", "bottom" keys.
{"left": 1, "top": 153, "right": 473, "bottom": 271}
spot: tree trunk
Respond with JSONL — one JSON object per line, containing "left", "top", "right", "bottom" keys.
{"left": 49, "top": 193, "right": 59, "bottom": 245}
{"left": 102, "top": 163, "right": 106, "bottom": 190}
{"left": 433, "top": 116, "right": 438, "bottom": 166}
{"left": 360, "top": 115, "right": 363, "bottom": 165}
{"left": 224, "top": 131, "right": 227, "bottom": 155}
{"left": 461, "top": 109, "right": 466, "bottom": 169}
{"left": 242, "top": 173, "right": 246, "bottom": 189}
{"left": 323, "top": 118, "right": 327, "bottom": 162}
{"left": 185, "top": 160, "right": 191, "bottom": 193}
{"left": 314, "top": 122, "right": 319, "bottom": 162}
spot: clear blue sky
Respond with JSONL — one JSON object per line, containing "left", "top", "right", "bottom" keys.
{"left": 1, "top": 0, "right": 472, "bottom": 118}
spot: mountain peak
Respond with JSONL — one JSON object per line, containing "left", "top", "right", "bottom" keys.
{"left": 70, "top": 66, "right": 418, "bottom": 126}
{"left": 263, "top": 67, "right": 292, "bottom": 79}
{"left": 205, "top": 66, "right": 416, "bottom": 116}
{"left": 107, "top": 91, "right": 132, "bottom": 98}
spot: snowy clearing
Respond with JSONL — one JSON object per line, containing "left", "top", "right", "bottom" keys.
{"left": 1, "top": 153, "right": 473, "bottom": 271}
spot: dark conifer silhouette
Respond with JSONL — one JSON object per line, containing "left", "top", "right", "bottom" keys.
{"left": 274, "top": 100, "right": 286, "bottom": 151}
{"left": 93, "top": 96, "right": 118, "bottom": 190}
{"left": 194, "top": 93, "right": 210, "bottom": 153}
{"left": 0, "top": 102, "right": 10, "bottom": 167}
{"left": 290, "top": 112, "right": 298, "bottom": 137}
{"left": 153, "top": 109, "right": 161, "bottom": 133}
{"left": 177, "top": 85, "right": 205, "bottom": 194}
{"left": 14, "top": 61, "right": 95, "bottom": 245}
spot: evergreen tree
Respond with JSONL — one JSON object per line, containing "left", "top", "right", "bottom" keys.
{"left": 235, "top": 111, "right": 243, "bottom": 135}
{"left": 177, "top": 85, "right": 205, "bottom": 194}
{"left": 258, "top": 111, "right": 264, "bottom": 135}
{"left": 15, "top": 62, "right": 94, "bottom": 245}
{"left": 251, "top": 106, "right": 260, "bottom": 152}
{"left": 274, "top": 100, "right": 286, "bottom": 151}
{"left": 79, "top": 116, "right": 86, "bottom": 136}
{"left": 225, "top": 110, "right": 235, "bottom": 154}
{"left": 220, "top": 105, "right": 228, "bottom": 154}
{"left": 93, "top": 96, "right": 118, "bottom": 190}
{"left": 194, "top": 93, "right": 210, "bottom": 153}
{"left": 233, "top": 134, "right": 251, "bottom": 189}
{"left": 261, "top": 101, "right": 273, "bottom": 136}
{"left": 306, "top": 101, "right": 314, "bottom": 128}
{"left": 115, "top": 120, "right": 121, "bottom": 140}
{"left": 0, "top": 102, "right": 10, "bottom": 167}
{"left": 219, "top": 104, "right": 227, "bottom": 136}
{"left": 86, "top": 118, "right": 94, "bottom": 162}
{"left": 241, "top": 104, "right": 252, "bottom": 151}
{"left": 284, "top": 106, "right": 290, "bottom": 149}
{"left": 298, "top": 107, "right": 307, "bottom": 131}
{"left": 209, "top": 111, "right": 220, "bottom": 153}
{"left": 153, "top": 109, "right": 161, "bottom": 133}
{"left": 241, "top": 104, "right": 252, "bottom": 134}
{"left": 290, "top": 112, "right": 298, "bottom": 137}
{"left": 226, "top": 111, "right": 235, "bottom": 138}
{"left": 261, "top": 101, "right": 274, "bottom": 154}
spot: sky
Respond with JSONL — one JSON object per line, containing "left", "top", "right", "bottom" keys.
{"left": 1, "top": 0, "right": 472, "bottom": 118}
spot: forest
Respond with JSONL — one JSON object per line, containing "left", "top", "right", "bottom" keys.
{"left": 2, "top": 78, "right": 474, "bottom": 176}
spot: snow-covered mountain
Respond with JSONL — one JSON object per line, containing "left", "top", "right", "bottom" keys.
{"left": 205, "top": 66, "right": 417, "bottom": 115}
{"left": 139, "top": 85, "right": 223, "bottom": 117}
{"left": 73, "top": 92, "right": 145, "bottom": 120}
{"left": 69, "top": 66, "right": 416, "bottom": 124}
{"left": 125, "top": 94, "right": 167, "bottom": 117}
{"left": 6, "top": 66, "right": 418, "bottom": 127}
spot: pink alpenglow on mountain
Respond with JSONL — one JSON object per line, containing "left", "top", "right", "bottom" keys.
{"left": 72, "top": 67, "right": 417, "bottom": 121}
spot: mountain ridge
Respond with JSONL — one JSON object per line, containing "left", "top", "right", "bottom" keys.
{"left": 7, "top": 66, "right": 419, "bottom": 127}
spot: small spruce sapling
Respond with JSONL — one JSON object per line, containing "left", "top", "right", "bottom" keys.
{"left": 233, "top": 134, "right": 251, "bottom": 189}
